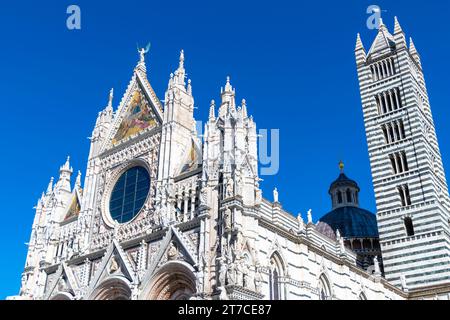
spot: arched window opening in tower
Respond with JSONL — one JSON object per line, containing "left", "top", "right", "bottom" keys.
{"left": 371, "top": 58, "right": 396, "bottom": 82}
{"left": 337, "top": 191, "right": 343, "bottom": 204}
{"left": 398, "top": 185, "right": 412, "bottom": 207}
{"left": 346, "top": 189, "right": 352, "bottom": 203}
{"left": 404, "top": 217, "right": 415, "bottom": 237}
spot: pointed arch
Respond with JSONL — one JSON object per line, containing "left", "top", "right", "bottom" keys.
{"left": 318, "top": 273, "right": 333, "bottom": 300}
{"left": 268, "top": 251, "right": 286, "bottom": 300}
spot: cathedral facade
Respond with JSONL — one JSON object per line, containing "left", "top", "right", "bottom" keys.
{"left": 11, "top": 17, "right": 450, "bottom": 300}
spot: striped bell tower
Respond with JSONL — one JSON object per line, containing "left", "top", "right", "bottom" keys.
{"left": 355, "top": 17, "right": 450, "bottom": 290}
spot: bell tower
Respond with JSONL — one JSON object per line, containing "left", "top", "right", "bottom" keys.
{"left": 355, "top": 17, "right": 450, "bottom": 289}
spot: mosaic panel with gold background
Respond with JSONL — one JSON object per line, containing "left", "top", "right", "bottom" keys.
{"left": 112, "top": 88, "right": 158, "bottom": 144}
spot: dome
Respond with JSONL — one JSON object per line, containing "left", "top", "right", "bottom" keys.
{"left": 319, "top": 206, "right": 378, "bottom": 238}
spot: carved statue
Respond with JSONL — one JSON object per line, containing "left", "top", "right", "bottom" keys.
{"left": 225, "top": 177, "right": 234, "bottom": 198}
{"left": 217, "top": 257, "right": 227, "bottom": 287}
{"left": 167, "top": 241, "right": 178, "bottom": 260}
{"left": 236, "top": 174, "right": 243, "bottom": 195}
{"left": 226, "top": 261, "right": 236, "bottom": 285}
{"left": 218, "top": 286, "right": 229, "bottom": 300}
{"left": 223, "top": 208, "right": 232, "bottom": 232}
{"left": 109, "top": 256, "right": 119, "bottom": 274}
{"left": 200, "top": 186, "right": 208, "bottom": 205}
{"left": 242, "top": 263, "right": 251, "bottom": 289}
{"left": 297, "top": 213, "right": 304, "bottom": 232}
{"left": 273, "top": 187, "right": 279, "bottom": 203}
{"left": 137, "top": 42, "right": 151, "bottom": 63}
{"left": 255, "top": 188, "right": 262, "bottom": 205}
{"left": 254, "top": 267, "right": 263, "bottom": 293}
{"left": 234, "top": 258, "right": 244, "bottom": 286}
{"left": 58, "top": 278, "right": 68, "bottom": 292}
{"left": 373, "top": 256, "right": 381, "bottom": 275}
{"left": 307, "top": 209, "right": 313, "bottom": 224}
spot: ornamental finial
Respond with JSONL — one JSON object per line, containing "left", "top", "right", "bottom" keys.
{"left": 339, "top": 160, "right": 344, "bottom": 173}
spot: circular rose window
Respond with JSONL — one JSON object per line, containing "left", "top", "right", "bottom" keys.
{"left": 109, "top": 166, "right": 150, "bottom": 223}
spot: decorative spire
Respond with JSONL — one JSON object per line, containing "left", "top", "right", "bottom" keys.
{"left": 394, "top": 16, "right": 403, "bottom": 34}
{"left": 355, "top": 33, "right": 366, "bottom": 64}
{"left": 241, "top": 99, "right": 248, "bottom": 118}
{"left": 219, "top": 76, "right": 236, "bottom": 115}
{"left": 355, "top": 33, "right": 365, "bottom": 51}
{"left": 174, "top": 49, "right": 186, "bottom": 86}
{"left": 60, "top": 156, "right": 73, "bottom": 174}
{"left": 209, "top": 100, "right": 216, "bottom": 121}
{"left": 393, "top": 16, "right": 407, "bottom": 48}
{"left": 409, "top": 37, "right": 418, "bottom": 56}
{"left": 46, "top": 177, "right": 54, "bottom": 195}
{"left": 409, "top": 37, "right": 421, "bottom": 66}
{"left": 179, "top": 49, "right": 185, "bottom": 69}
{"left": 224, "top": 76, "right": 233, "bottom": 93}
{"left": 36, "top": 197, "right": 42, "bottom": 210}
{"left": 75, "top": 170, "right": 82, "bottom": 188}
{"left": 339, "top": 160, "right": 344, "bottom": 173}
{"left": 107, "top": 88, "right": 114, "bottom": 111}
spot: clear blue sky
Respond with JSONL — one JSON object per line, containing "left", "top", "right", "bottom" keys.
{"left": 0, "top": 0, "right": 449, "bottom": 299}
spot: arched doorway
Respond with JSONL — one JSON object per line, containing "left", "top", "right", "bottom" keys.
{"left": 50, "top": 292, "right": 73, "bottom": 300}
{"left": 145, "top": 261, "right": 196, "bottom": 300}
{"left": 91, "top": 277, "right": 132, "bottom": 300}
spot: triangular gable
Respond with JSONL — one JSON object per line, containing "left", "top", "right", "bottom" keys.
{"left": 101, "top": 67, "right": 163, "bottom": 152}
{"left": 62, "top": 189, "right": 82, "bottom": 222}
{"left": 44, "top": 262, "right": 79, "bottom": 300}
{"left": 240, "top": 154, "right": 256, "bottom": 178}
{"left": 84, "top": 239, "right": 136, "bottom": 299}
{"left": 368, "top": 27, "right": 395, "bottom": 58}
{"left": 139, "top": 226, "right": 197, "bottom": 289}
{"left": 178, "top": 137, "right": 202, "bottom": 175}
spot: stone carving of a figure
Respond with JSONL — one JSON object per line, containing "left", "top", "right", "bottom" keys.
{"left": 218, "top": 286, "right": 229, "bottom": 300}
{"left": 273, "top": 188, "right": 279, "bottom": 203}
{"left": 167, "top": 241, "right": 178, "bottom": 260}
{"left": 217, "top": 257, "right": 227, "bottom": 287}
{"left": 307, "top": 209, "right": 313, "bottom": 224}
{"left": 373, "top": 256, "right": 381, "bottom": 275}
{"left": 226, "top": 177, "right": 234, "bottom": 198}
{"left": 109, "top": 256, "right": 119, "bottom": 274}
{"left": 223, "top": 208, "right": 232, "bottom": 232}
{"left": 254, "top": 267, "right": 263, "bottom": 293}
{"left": 227, "top": 261, "right": 236, "bottom": 285}
{"left": 297, "top": 213, "right": 304, "bottom": 232}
